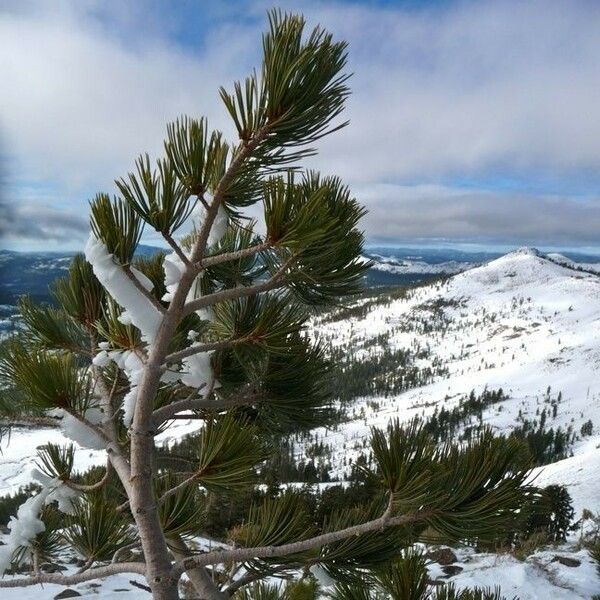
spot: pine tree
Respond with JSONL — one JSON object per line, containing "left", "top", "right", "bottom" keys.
{"left": 0, "top": 11, "right": 532, "bottom": 599}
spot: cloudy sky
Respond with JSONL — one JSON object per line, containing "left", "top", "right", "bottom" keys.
{"left": 1, "top": 0, "right": 600, "bottom": 251}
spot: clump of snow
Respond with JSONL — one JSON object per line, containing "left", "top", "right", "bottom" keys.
{"left": 180, "top": 351, "right": 213, "bottom": 392}
{"left": 0, "top": 469, "right": 79, "bottom": 574}
{"left": 162, "top": 250, "right": 187, "bottom": 303}
{"left": 0, "top": 489, "right": 47, "bottom": 573}
{"left": 31, "top": 469, "right": 79, "bottom": 515}
{"left": 93, "top": 348, "right": 145, "bottom": 427}
{"left": 84, "top": 235, "right": 162, "bottom": 344}
{"left": 49, "top": 407, "right": 106, "bottom": 451}
{"left": 210, "top": 206, "right": 228, "bottom": 246}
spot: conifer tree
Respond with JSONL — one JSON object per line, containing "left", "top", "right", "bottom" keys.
{"left": 0, "top": 11, "right": 532, "bottom": 599}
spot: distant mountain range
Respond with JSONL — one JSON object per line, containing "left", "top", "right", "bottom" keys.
{"left": 1, "top": 244, "right": 599, "bottom": 319}
{"left": 0, "top": 245, "right": 462, "bottom": 310}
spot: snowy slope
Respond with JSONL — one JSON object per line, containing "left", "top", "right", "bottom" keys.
{"left": 310, "top": 248, "right": 600, "bottom": 514}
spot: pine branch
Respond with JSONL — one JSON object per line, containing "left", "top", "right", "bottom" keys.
{"left": 168, "top": 535, "right": 226, "bottom": 600}
{"left": 175, "top": 507, "right": 428, "bottom": 576}
{"left": 122, "top": 264, "right": 166, "bottom": 313}
{"left": 65, "top": 462, "right": 111, "bottom": 493}
{"left": 0, "top": 562, "right": 146, "bottom": 588}
{"left": 158, "top": 472, "right": 201, "bottom": 506}
{"left": 111, "top": 541, "right": 142, "bottom": 564}
{"left": 188, "top": 129, "right": 268, "bottom": 265}
{"left": 200, "top": 241, "right": 271, "bottom": 268}
{"left": 151, "top": 386, "right": 260, "bottom": 427}
{"left": 183, "top": 255, "right": 295, "bottom": 317}
{"left": 162, "top": 231, "right": 192, "bottom": 268}
{"left": 163, "top": 336, "right": 250, "bottom": 365}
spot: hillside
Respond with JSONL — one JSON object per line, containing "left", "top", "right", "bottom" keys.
{"left": 309, "top": 248, "right": 600, "bottom": 513}
{"left": 0, "top": 248, "right": 599, "bottom": 598}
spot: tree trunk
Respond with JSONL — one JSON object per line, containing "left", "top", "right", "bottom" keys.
{"left": 168, "top": 535, "right": 227, "bottom": 600}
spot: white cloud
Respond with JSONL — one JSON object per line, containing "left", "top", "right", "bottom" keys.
{"left": 358, "top": 183, "right": 600, "bottom": 245}
{"left": 300, "top": 0, "right": 600, "bottom": 182}
{"left": 1, "top": 0, "right": 600, "bottom": 246}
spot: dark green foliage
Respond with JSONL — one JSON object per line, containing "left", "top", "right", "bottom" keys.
{"left": 231, "top": 490, "right": 314, "bottom": 570}
{"left": 194, "top": 414, "right": 270, "bottom": 492}
{"left": 63, "top": 495, "right": 135, "bottom": 562}
{"left": 233, "top": 578, "right": 320, "bottom": 600}
{"left": 328, "top": 564, "right": 515, "bottom": 599}
{"left": 212, "top": 293, "right": 307, "bottom": 354}
{"left": 205, "top": 222, "right": 266, "bottom": 285}
{"left": 116, "top": 154, "right": 194, "bottom": 235}
{"left": 35, "top": 443, "right": 75, "bottom": 481}
{"left": 18, "top": 298, "right": 88, "bottom": 354}
{"left": 214, "top": 332, "right": 334, "bottom": 433}
{"left": 507, "top": 420, "right": 573, "bottom": 466}
{"left": 133, "top": 251, "right": 168, "bottom": 303}
{"left": 580, "top": 419, "right": 593, "bottom": 437}
{"left": 524, "top": 485, "right": 574, "bottom": 542}
{"left": 371, "top": 420, "right": 532, "bottom": 544}
{"left": 220, "top": 11, "right": 350, "bottom": 168}
{"left": 51, "top": 253, "right": 105, "bottom": 329}
{"left": 375, "top": 549, "right": 429, "bottom": 600}
{"left": 327, "top": 345, "right": 445, "bottom": 404}
{"left": 165, "top": 116, "right": 228, "bottom": 197}
{"left": 328, "top": 583, "right": 383, "bottom": 600}
{"left": 95, "top": 298, "right": 141, "bottom": 350}
{"left": 156, "top": 473, "right": 206, "bottom": 540}
{"left": 318, "top": 496, "right": 419, "bottom": 583}
{"left": 284, "top": 578, "right": 320, "bottom": 600}
{"left": 14, "top": 505, "right": 66, "bottom": 566}
{"left": 263, "top": 173, "right": 367, "bottom": 304}
{"left": 0, "top": 342, "right": 91, "bottom": 413}
{"left": 423, "top": 389, "right": 507, "bottom": 442}
{"left": 89, "top": 192, "right": 142, "bottom": 263}
{"left": 233, "top": 581, "right": 281, "bottom": 600}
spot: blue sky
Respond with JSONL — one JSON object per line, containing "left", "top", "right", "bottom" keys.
{"left": 1, "top": 0, "right": 600, "bottom": 251}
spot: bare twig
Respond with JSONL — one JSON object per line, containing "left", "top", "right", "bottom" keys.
{"left": 0, "top": 563, "right": 146, "bottom": 588}
{"left": 183, "top": 257, "right": 295, "bottom": 317}
{"left": 64, "top": 462, "right": 111, "bottom": 493}
{"left": 122, "top": 264, "right": 166, "bottom": 313}
{"left": 151, "top": 387, "right": 260, "bottom": 428}
{"left": 162, "top": 232, "right": 192, "bottom": 268}
{"left": 175, "top": 510, "right": 429, "bottom": 577}
{"left": 158, "top": 472, "right": 201, "bottom": 505}
{"left": 200, "top": 241, "right": 270, "bottom": 269}
{"left": 112, "top": 541, "right": 142, "bottom": 563}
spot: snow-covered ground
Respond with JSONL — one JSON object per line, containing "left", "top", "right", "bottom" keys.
{"left": 1, "top": 247, "right": 599, "bottom": 598}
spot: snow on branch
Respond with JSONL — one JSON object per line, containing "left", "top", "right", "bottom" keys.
{"left": 85, "top": 234, "right": 162, "bottom": 345}
{"left": 0, "top": 469, "right": 79, "bottom": 574}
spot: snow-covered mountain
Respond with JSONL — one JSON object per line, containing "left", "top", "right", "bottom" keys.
{"left": 311, "top": 247, "right": 600, "bottom": 512}
{"left": 365, "top": 252, "right": 477, "bottom": 275}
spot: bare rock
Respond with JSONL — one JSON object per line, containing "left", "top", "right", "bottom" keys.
{"left": 54, "top": 590, "right": 81, "bottom": 599}
{"left": 40, "top": 562, "right": 67, "bottom": 573}
{"left": 552, "top": 555, "right": 581, "bottom": 567}
{"left": 426, "top": 547, "right": 458, "bottom": 565}
{"left": 442, "top": 565, "right": 464, "bottom": 577}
